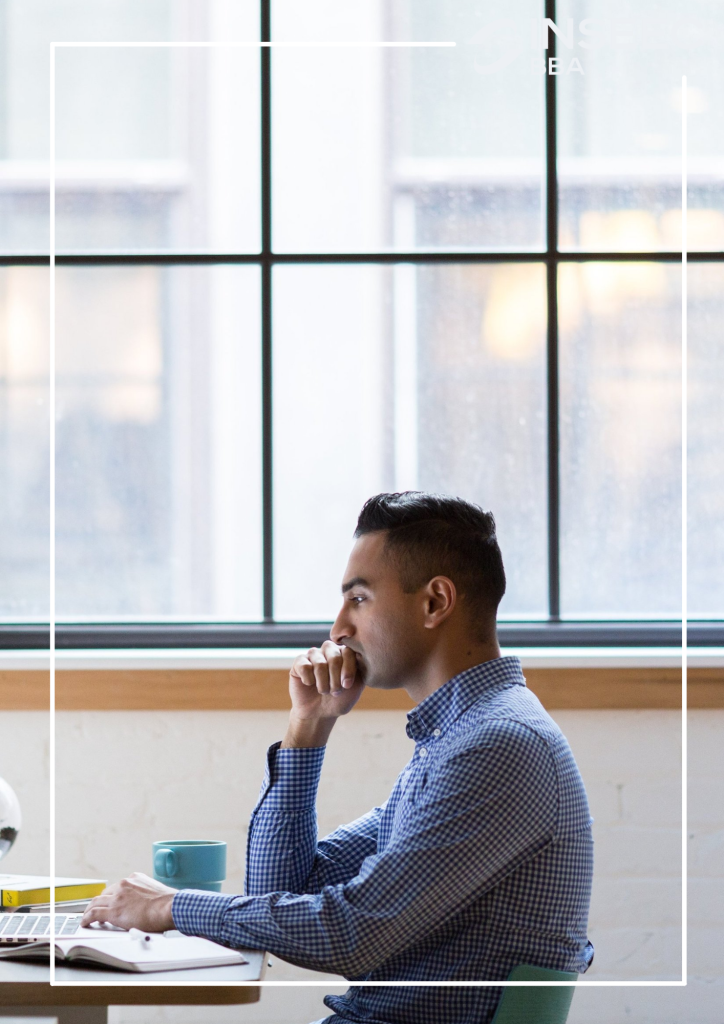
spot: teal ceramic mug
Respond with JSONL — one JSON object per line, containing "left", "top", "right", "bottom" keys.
{"left": 152, "top": 839, "right": 227, "bottom": 892}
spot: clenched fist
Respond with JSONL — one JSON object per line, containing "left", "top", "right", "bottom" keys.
{"left": 283, "top": 640, "right": 366, "bottom": 748}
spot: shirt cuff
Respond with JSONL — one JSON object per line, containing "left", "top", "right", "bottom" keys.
{"left": 172, "top": 889, "right": 235, "bottom": 941}
{"left": 256, "top": 740, "right": 326, "bottom": 811}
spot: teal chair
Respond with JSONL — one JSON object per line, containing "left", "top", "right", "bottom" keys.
{"left": 490, "top": 964, "right": 577, "bottom": 1024}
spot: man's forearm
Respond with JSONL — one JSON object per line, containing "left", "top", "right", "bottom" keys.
{"left": 245, "top": 741, "right": 326, "bottom": 896}
{"left": 281, "top": 714, "right": 337, "bottom": 749}
{"left": 247, "top": 738, "right": 380, "bottom": 899}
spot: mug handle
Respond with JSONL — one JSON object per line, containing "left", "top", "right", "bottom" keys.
{"left": 154, "top": 847, "right": 178, "bottom": 878}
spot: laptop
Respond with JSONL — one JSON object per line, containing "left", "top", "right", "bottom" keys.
{"left": 0, "top": 913, "right": 122, "bottom": 945}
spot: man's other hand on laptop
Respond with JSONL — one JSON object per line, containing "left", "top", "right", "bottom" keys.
{"left": 81, "top": 872, "right": 175, "bottom": 932}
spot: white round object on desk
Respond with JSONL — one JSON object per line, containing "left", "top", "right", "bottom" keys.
{"left": 0, "top": 777, "right": 21, "bottom": 861}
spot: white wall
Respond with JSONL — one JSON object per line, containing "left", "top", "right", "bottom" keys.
{"left": 0, "top": 708, "right": 719, "bottom": 1023}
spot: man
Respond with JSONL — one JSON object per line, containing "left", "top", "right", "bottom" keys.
{"left": 83, "top": 491, "right": 594, "bottom": 1024}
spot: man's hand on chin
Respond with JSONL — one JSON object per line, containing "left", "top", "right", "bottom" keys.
{"left": 80, "top": 872, "right": 176, "bottom": 932}
{"left": 282, "top": 641, "right": 366, "bottom": 749}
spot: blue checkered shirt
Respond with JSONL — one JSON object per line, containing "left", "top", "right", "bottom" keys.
{"left": 173, "top": 656, "right": 594, "bottom": 1024}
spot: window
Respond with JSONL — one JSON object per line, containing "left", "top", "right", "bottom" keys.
{"left": 0, "top": 0, "right": 721, "bottom": 647}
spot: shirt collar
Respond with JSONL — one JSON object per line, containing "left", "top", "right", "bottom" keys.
{"left": 405, "top": 656, "right": 525, "bottom": 742}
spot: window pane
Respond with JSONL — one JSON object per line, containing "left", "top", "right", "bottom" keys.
{"left": 56, "top": 264, "right": 261, "bottom": 619}
{"left": 689, "top": 264, "right": 724, "bottom": 616}
{"left": 0, "top": 0, "right": 260, "bottom": 254}
{"left": 0, "top": 267, "right": 49, "bottom": 619}
{"left": 272, "top": 0, "right": 545, "bottom": 253}
{"left": 558, "top": 0, "right": 724, "bottom": 252}
{"left": 559, "top": 262, "right": 681, "bottom": 616}
{"left": 273, "top": 263, "right": 547, "bottom": 621}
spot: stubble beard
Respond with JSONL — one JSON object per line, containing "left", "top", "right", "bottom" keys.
{"left": 354, "top": 636, "right": 417, "bottom": 692}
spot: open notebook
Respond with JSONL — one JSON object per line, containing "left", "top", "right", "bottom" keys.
{"left": 0, "top": 926, "right": 248, "bottom": 973}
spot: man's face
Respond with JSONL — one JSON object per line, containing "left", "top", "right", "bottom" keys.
{"left": 330, "top": 531, "right": 430, "bottom": 690}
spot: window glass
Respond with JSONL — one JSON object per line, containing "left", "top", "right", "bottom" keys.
{"left": 0, "top": 0, "right": 718, "bottom": 629}
{"left": 559, "top": 262, "right": 681, "bottom": 615}
{"left": 688, "top": 264, "right": 724, "bottom": 617}
{"left": 273, "top": 263, "right": 547, "bottom": 620}
{"left": 557, "top": 0, "right": 724, "bottom": 252}
{"left": 0, "top": 0, "right": 260, "bottom": 254}
{"left": 272, "top": 0, "right": 545, "bottom": 253}
{"left": 0, "top": 267, "right": 49, "bottom": 619}
{"left": 56, "top": 264, "right": 261, "bottom": 619}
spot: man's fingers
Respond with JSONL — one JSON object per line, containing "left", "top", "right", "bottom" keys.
{"left": 308, "top": 648, "right": 330, "bottom": 693}
{"left": 341, "top": 645, "right": 359, "bottom": 688}
{"left": 84, "top": 907, "right": 113, "bottom": 924}
{"left": 81, "top": 899, "right": 114, "bottom": 928}
{"left": 291, "top": 644, "right": 353, "bottom": 694}
{"left": 290, "top": 654, "right": 316, "bottom": 688}
{"left": 321, "top": 641, "right": 344, "bottom": 693}
{"left": 86, "top": 895, "right": 112, "bottom": 911}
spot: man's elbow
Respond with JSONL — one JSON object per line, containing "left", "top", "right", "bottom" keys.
{"left": 324, "top": 922, "right": 400, "bottom": 978}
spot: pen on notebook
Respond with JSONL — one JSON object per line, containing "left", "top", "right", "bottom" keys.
{"left": 128, "top": 928, "right": 152, "bottom": 943}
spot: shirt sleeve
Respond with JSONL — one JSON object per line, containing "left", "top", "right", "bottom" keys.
{"left": 245, "top": 741, "right": 382, "bottom": 896}
{"left": 172, "top": 721, "right": 559, "bottom": 978}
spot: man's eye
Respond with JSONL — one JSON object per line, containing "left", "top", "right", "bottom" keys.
{"left": 350, "top": 595, "right": 365, "bottom": 604}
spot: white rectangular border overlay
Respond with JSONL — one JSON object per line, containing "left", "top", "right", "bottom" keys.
{"left": 48, "top": 41, "right": 688, "bottom": 989}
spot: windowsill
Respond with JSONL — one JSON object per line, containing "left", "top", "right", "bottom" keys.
{"left": 1, "top": 646, "right": 722, "bottom": 671}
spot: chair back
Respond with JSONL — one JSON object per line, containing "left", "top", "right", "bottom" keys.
{"left": 490, "top": 964, "right": 577, "bottom": 1024}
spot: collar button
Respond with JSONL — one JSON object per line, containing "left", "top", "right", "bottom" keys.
{"left": 433, "top": 728, "right": 441, "bottom": 737}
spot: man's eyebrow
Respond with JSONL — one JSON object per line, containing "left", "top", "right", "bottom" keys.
{"left": 342, "top": 576, "right": 371, "bottom": 594}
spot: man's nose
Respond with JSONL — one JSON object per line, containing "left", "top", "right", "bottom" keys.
{"left": 330, "top": 606, "right": 352, "bottom": 645}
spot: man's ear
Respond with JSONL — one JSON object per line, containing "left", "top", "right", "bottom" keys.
{"left": 422, "top": 576, "right": 457, "bottom": 629}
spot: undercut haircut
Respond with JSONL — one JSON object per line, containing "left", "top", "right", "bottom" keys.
{"left": 354, "top": 491, "right": 506, "bottom": 637}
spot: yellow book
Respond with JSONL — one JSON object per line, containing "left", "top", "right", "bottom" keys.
{"left": 0, "top": 875, "right": 106, "bottom": 908}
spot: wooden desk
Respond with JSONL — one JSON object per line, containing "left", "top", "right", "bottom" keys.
{"left": 0, "top": 953, "right": 263, "bottom": 1023}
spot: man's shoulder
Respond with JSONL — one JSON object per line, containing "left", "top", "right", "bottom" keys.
{"left": 446, "top": 704, "right": 556, "bottom": 766}
{"left": 460, "top": 680, "right": 562, "bottom": 745}
{"left": 438, "top": 685, "right": 580, "bottom": 786}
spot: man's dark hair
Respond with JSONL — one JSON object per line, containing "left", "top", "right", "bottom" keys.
{"left": 355, "top": 491, "right": 506, "bottom": 635}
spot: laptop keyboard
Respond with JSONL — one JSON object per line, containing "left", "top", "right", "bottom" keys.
{"left": 0, "top": 913, "right": 82, "bottom": 942}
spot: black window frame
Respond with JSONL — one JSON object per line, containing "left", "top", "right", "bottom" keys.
{"left": 1, "top": 0, "right": 721, "bottom": 651}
